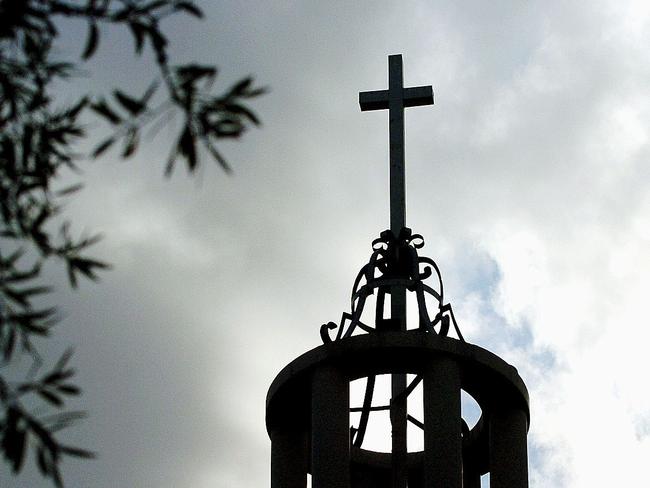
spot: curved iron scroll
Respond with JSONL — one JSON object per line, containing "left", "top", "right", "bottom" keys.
{"left": 320, "top": 227, "right": 465, "bottom": 343}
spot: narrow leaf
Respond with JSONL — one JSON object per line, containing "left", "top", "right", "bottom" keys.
{"left": 128, "top": 22, "right": 146, "bottom": 54}
{"left": 11, "top": 430, "right": 26, "bottom": 473}
{"left": 149, "top": 29, "right": 168, "bottom": 64}
{"left": 38, "top": 390, "right": 63, "bottom": 406}
{"left": 52, "top": 465, "right": 63, "bottom": 488}
{"left": 178, "top": 125, "right": 196, "bottom": 171}
{"left": 43, "top": 411, "right": 87, "bottom": 432}
{"left": 175, "top": 1, "right": 203, "bottom": 18}
{"left": 225, "top": 103, "right": 260, "bottom": 125}
{"left": 60, "top": 445, "right": 96, "bottom": 459}
{"left": 141, "top": 81, "right": 159, "bottom": 105}
{"left": 245, "top": 86, "right": 268, "bottom": 98}
{"left": 56, "top": 183, "right": 84, "bottom": 196}
{"left": 121, "top": 128, "right": 139, "bottom": 158}
{"left": 113, "top": 90, "right": 145, "bottom": 116}
{"left": 229, "top": 77, "right": 252, "bottom": 96}
{"left": 62, "top": 97, "right": 89, "bottom": 119}
{"left": 4, "top": 287, "right": 30, "bottom": 307}
{"left": 90, "top": 100, "right": 121, "bottom": 124}
{"left": 54, "top": 348, "right": 74, "bottom": 372}
{"left": 206, "top": 144, "right": 232, "bottom": 174}
{"left": 3, "top": 328, "right": 16, "bottom": 360}
{"left": 36, "top": 448, "right": 50, "bottom": 475}
{"left": 82, "top": 23, "right": 99, "bottom": 59}
{"left": 57, "top": 384, "right": 81, "bottom": 395}
{"left": 92, "top": 137, "right": 116, "bottom": 158}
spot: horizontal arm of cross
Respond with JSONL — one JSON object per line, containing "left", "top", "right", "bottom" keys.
{"left": 359, "top": 90, "right": 389, "bottom": 111}
{"left": 403, "top": 86, "right": 434, "bottom": 107}
{"left": 359, "top": 86, "right": 434, "bottom": 111}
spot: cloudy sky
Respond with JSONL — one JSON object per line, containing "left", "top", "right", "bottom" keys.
{"left": 3, "top": 1, "right": 650, "bottom": 486}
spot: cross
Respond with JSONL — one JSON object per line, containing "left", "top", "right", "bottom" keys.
{"left": 359, "top": 54, "right": 433, "bottom": 234}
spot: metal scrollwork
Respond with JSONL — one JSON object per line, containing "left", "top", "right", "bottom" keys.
{"left": 320, "top": 227, "right": 464, "bottom": 343}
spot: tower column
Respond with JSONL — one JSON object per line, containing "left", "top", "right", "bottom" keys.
{"left": 423, "top": 356, "right": 462, "bottom": 488}
{"left": 271, "top": 427, "right": 307, "bottom": 488}
{"left": 489, "top": 405, "right": 528, "bottom": 488}
{"left": 311, "top": 364, "right": 350, "bottom": 488}
{"left": 462, "top": 464, "right": 481, "bottom": 488}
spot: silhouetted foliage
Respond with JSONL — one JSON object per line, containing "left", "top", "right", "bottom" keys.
{"left": 0, "top": 0, "right": 265, "bottom": 485}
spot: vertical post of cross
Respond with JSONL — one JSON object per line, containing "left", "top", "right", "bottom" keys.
{"left": 388, "top": 54, "right": 406, "bottom": 233}
{"left": 359, "top": 54, "right": 434, "bottom": 488}
{"left": 387, "top": 55, "right": 408, "bottom": 488}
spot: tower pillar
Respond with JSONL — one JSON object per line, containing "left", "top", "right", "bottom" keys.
{"left": 311, "top": 364, "right": 350, "bottom": 488}
{"left": 423, "top": 356, "right": 462, "bottom": 488}
{"left": 270, "top": 427, "right": 308, "bottom": 488}
{"left": 489, "top": 404, "right": 529, "bottom": 488}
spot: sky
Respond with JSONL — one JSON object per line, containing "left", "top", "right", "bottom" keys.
{"left": 3, "top": 0, "right": 650, "bottom": 486}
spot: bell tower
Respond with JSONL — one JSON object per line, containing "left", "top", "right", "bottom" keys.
{"left": 266, "top": 54, "right": 529, "bottom": 488}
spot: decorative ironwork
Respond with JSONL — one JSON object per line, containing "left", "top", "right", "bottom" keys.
{"left": 319, "top": 227, "right": 466, "bottom": 451}
{"left": 320, "top": 227, "right": 464, "bottom": 344}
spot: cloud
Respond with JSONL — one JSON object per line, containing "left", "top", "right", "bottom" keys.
{"left": 4, "top": 1, "right": 648, "bottom": 487}
{"left": 464, "top": 3, "right": 650, "bottom": 482}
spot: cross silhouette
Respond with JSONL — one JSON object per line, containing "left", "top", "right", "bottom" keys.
{"left": 359, "top": 54, "right": 434, "bottom": 234}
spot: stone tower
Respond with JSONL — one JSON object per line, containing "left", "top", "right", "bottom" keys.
{"left": 266, "top": 54, "right": 529, "bottom": 488}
